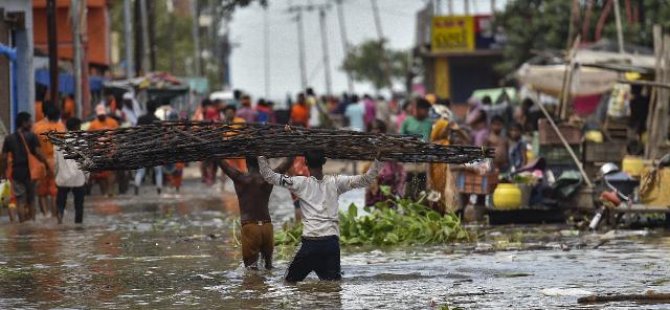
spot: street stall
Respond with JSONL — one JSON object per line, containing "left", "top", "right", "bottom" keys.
{"left": 511, "top": 38, "right": 670, "bottom": 228}
{"left": 102, "top": 72, "right": 191, "bottom": 123}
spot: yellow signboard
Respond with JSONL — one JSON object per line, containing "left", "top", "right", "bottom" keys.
{"left": 431, "top": 16, "right": 475, "bottom": 53}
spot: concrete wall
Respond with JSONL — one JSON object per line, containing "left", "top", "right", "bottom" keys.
{"left": 1, "top": 0, "right": 35, "bottom": 130}
{"left": 0, "top": 10, "right": 10, "bottom": 133}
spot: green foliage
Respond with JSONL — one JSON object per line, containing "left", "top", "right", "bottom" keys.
{"left": 109, "top": 0, "right": 267, "bottom": 86}
{"left": 494, "top": 0, "right": 670, "bottom": 74}
{"left": 274, "top": 222, "right": 304, "bottom": 246}
{"left": 494, "top": 0, "right": 571, "bottom": 74}
{"left": 110, "top": 1, "right": 196, "bottom": 77}
{"left": 341, "top": 39, "right": 410, "bottom": 91}
{"left": 274, "top": 196, "right": 469, "bottom": 246}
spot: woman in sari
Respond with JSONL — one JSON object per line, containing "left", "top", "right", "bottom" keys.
{"left": 428, "top": 103, "right": 469, "bottom": 214}
{"left": 365, "top": 120, "right": 406, "bottom": 206}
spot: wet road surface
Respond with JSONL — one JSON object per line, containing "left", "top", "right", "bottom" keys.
{"left": 0, "top": 179, "right": 669, "bottom": 309}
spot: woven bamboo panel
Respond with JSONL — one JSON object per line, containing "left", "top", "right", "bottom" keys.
{"left": 45, "top": 122, "right": 494, "bottom": 171}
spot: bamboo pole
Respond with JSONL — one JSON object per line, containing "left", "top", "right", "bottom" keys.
{"left": 613, "top": 0, "right": 625, "bottom": 53}
{"left": 534, "top": 101, "right": 593, "bottom": 187}
{"left": 645, "top": 25, "right": 663, "bottom": 158}
{"left": 646, "top": 29, "right": 669, "bottom": 160}
{"left": 559, "top": 36, "right": 581, "bottom": 120}
{"left": 655, "top": 35, "right": 670, "bottom": 158}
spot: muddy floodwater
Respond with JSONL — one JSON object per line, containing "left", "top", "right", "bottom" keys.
{"left": 1, "top": 180, "right": 670, "bottom": 309}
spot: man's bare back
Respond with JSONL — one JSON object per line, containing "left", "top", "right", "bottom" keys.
{"left": 219, "top": 157, "right": 293, "bottom": 222}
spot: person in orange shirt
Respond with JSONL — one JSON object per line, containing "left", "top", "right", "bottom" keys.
{"left": 106, "top": 94, "right": 118, "bottom": 115}
{"left": 290, "top": 93, "right": 310, "bottom": 127}
{"left": 88, "top": 104, "right": 119, "bottom": 196}
{"left": 221, "top": 103, "right": 247, "bottom": 177}
{"left": 62, "top": 95, "right": 76, "bottom": 120}
{"left": 88, "top": 104, "right": 119, "bottom": 131}
{"left": 202, "top": 103, "right": 246, "bottom": 186}
{"left": 34, "top": 100, "right": 45, "bottom": 123}
{"left": 33, "top": 104, "right": 66, "bottom": 217}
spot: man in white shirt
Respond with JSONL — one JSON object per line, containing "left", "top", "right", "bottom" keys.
{"left": 258, "top": 150, "right": 381, "bottom": 282}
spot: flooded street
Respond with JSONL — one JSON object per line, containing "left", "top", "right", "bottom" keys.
{"left": 1, "top": 179, "right": 669, "bottom": 309}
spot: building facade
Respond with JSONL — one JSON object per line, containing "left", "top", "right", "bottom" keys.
{"left": 0, "top": 0, "right": 35, "bottom": 131}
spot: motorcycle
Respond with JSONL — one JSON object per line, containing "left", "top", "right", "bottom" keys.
{"left": 589, "top": 163, "right": 639, "bottom": 230}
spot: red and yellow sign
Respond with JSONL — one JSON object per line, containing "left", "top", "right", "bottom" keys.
{"left": 431, "top": 16, "right": 475, "bottom": 53}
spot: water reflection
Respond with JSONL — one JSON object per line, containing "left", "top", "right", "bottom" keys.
{"left": 0, "top": 181, "right": 669, "bottom": 309}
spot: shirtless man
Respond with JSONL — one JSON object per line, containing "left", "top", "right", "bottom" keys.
{"left": 219, "top": 156, "right": 293, "bottom": 269}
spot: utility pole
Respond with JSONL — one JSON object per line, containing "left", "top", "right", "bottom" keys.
{"left": 147, "top": 0, "right": 157, "bottom": 71}
{"left": 264, "top": 7, "right": 270, "bottom": 98}
{"left": 297, "top": 10, "right": 307, "bottom": 91}
{"left": 370, "top": 0, "right": 383, "bottom": 39}
{"left": 71, "top": 0, "right": 84, "bottom": 118}
{"left": 46, "top": 0, "right": 58, "bottom": 106}
{"left": 139, "top": 0, "right": 151, "bottom": 73}
{"left": 191, "top": 0, "right": 202, "bottom": 76}
{"left": 370, "top": 0, "right": 393, "bottom": 91}
{"left": 613, "top": 0, "right": 625, "bottom": 53}
{"left": 491, "top": 0, "right": 496, "bottom": 13}
{"left": 80, "top": 1, "right": 90, "bottom": 117}
{"left": 447, "top": 0, "right": 453, "bottom": 15}
{"left": 318, "top": 8, "right": 332, "bottom": 95}
{"left": 123, "top": 0, "right": 134, "bottom": 78}
{"left": 287, "top": 5, "right": 308, "bottom": 90}
{"left": 464, "top": 0, "right": 470, "bottom": 15}
{"left": 335, "top": 0, "right": 354, "bottom": 93}
{"left": 167, "top": 0, "right": 175, "bottom": 74}
{"left": 220, "top": 16, "right": 232, "bottom": 89}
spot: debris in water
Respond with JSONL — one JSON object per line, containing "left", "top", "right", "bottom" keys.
{"left": 578, "top": 291, "right": 670, "bottom": 304}
{"left": 541, "top": 288, "right": 593, "bottom": 296}
{"left": 495, "top": 272, "right": 533, "bottom": 278}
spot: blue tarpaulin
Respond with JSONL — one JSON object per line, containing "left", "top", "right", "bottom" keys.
{"left": 0, "top": 43, "right": 17, "bottom": 131}
{"left": 35, "top": 69, "right": 105, "bottom": 95}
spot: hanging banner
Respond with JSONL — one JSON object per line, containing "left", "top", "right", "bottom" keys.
{"left": 431, "top": 16, "right": 475, "bottom": 53}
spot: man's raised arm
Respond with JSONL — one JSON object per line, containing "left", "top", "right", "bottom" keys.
{"left": 273, "top": 156, "right": 295, "bottom": 174}
{"left": 258, "top": 156, "right": 300, "bottom": 191}
{"left": 336, "top": 160, "right": 382, "bottom": 194}
{"left": 218, "top": 159, "right": 244, "bottom": 183}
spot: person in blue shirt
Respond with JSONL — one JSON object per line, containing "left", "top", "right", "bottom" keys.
{"left": 344, "top": 95, "right": 365, "bottom": 132}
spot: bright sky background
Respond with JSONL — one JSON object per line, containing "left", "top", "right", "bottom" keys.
{"left": 229, "top": 0, "right": 506, "bottom": 103}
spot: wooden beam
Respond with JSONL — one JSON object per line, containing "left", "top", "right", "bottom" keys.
{"left": 645, "top": 25, "right": 664, "bottom": 159}
{"left": 612, "top": 204, "right": 670, "bottom": 213}
{"left": 534, "top": 100, "right": 593, "bottom": 187}
{"left": 616, "top": 79, "right": 670, "bottom": 89}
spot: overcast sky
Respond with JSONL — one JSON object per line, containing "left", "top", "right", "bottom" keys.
{"left": 229, "top": 0, "right": 505, "bottom": 102}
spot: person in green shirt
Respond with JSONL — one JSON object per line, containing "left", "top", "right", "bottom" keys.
{"left": 400, "top": 98, "right": 433, "bottom": 141}
{"left": 399, "top": 98, "right": 433, "bottom": 199}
